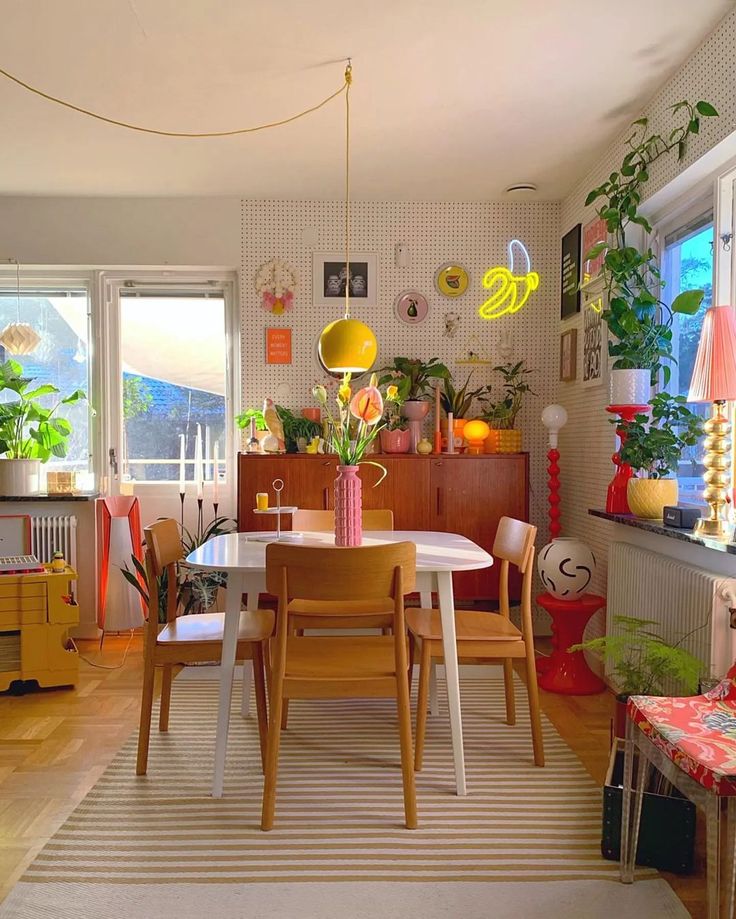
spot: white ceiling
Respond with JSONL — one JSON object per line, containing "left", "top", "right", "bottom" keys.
{"left": 0, "top": 0, "right": 732, "bottom": 200}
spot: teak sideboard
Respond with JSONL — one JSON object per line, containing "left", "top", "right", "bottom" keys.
{"left": 236, "top": 452, "right": 529, "bottom": 601}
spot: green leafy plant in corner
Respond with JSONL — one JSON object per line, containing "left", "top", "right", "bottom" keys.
{"left": 570, "top": 614, "right": 704, "bottom": 697}
{"left": 235, "top": 408, "right": 267, "bottom": 432}
{"left": 275, "top": 405, "right": 321, "bottom": 453}
{"left": 616, "top": 392, "right": 703, "bottom": 479}
{"left": 121, "top": 515, "right": 235, "bottom": 623}
{"left": 377, "top": 357, "right": 450, "bottom": 401}
{"left": 0, "top": 359, "right": 85, "bottom": 461}
{"left": 440, "top": 371, "right": 486, "bottom": 419}
{"left": 584, "top": 100, "right": 718, "bottom": 385}
{"left": 479, "top": 361, "right": 536, "bottom": 430}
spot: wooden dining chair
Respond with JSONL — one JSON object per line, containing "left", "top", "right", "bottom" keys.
{"left": 136, "top": 518, "right": 273, "bottom": 776}
{"left": 261, "top": 541, "right": 417, "bottom": 831}
{"left": 407, "top": 516, "right": 544, "bottom": 770}
{"left": 288, "top": 509, "right": 395, "bottom": 631}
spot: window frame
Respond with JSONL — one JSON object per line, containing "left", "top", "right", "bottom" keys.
{"left": 98, "top": 269, "right": 240, "bottom": 503}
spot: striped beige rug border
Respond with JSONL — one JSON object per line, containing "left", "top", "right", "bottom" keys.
{"left": 22, "top": 677, "right": 648, "bottom": 885}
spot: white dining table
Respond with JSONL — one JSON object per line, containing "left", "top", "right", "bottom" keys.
{"left": 186, "top": 529, "right": 493, "bottom": 798}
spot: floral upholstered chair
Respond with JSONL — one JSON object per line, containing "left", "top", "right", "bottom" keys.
{"left": 621, "top": 664, "right": 736, "bottom": 919}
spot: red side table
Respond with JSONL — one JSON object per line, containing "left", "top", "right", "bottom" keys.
{"left": 536, "top": 592, "right": 606, "bottom": 695}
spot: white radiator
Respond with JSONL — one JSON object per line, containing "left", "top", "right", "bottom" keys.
{"left": 608, "top": 541, "right": 736, "bottom": 682}
{"left": 30, "top": 515, "right": 78, "bottom": 571}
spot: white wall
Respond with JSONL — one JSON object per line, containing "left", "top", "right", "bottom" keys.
{"left": 557, "top": 8, "right": 736, "bottom": 611}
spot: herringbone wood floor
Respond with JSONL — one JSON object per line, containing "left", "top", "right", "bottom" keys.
{"left": 0, "top": 635, "right": 706, "bottom": 917}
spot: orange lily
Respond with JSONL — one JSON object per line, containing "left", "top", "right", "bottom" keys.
{"left": 350, "top": 385, "right": 384, "bottom": 425}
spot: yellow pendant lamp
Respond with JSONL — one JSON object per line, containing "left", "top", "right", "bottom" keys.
{"left": 318, "top": 63, "right": 377, "bottom": 375}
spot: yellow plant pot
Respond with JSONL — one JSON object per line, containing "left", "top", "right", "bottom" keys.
{"left": 484, "top": 429, "right": 522, "bottom": 454}
{"left": 627, "top": 478, "right": 678, "bottom": 520}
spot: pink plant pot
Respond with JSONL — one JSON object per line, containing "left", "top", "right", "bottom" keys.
{"left": 401, "top": 400, "right": 431, "bottom": 453}
{"left": 334, "top": 465, "right": 362, "bottom": 547}
{"left": 379, "top": 428, "right": 411, "bottom": 453}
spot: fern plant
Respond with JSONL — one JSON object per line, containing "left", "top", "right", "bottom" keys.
{"left": 570, "top": 614, "right": 703, "bottom": 696}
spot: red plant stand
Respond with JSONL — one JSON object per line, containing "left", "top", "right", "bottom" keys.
{"left": 605, "top": 404, "right": 648, "bottom": 514}
{"left": 536, "top": 592, "right": 606, "bottom": 695}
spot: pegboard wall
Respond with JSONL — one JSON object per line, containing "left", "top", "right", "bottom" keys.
{"left": 557, "top": 8, "right": 736, "bottom": 632}
{"left": 240, "top": 198, "right": 561, "bottom": 551}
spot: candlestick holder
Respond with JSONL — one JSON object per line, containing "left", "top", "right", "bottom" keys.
{"left": 196, "top": 497, "right": 203, "bottom": 542}
{"left": 179, "top": 491, "right": 185, "bottom": 531}
{"left": 606, "top": 404, "right": 647, "bottom": 514}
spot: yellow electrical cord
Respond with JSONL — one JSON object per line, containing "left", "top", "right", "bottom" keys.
{"left": 0, "top": 62, "right": 350, "bottom": 139}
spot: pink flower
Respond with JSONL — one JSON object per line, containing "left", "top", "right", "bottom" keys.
{"left": 350, "top": 385, "right": 384, "bottom": 425}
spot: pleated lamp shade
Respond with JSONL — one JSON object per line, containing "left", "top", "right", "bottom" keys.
{"left": 688, "top": 306, "right": 736, "bottom": 403}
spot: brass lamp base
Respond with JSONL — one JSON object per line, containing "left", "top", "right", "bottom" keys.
{"left": 697, "top": 400, "right": 732, "bottom": 542}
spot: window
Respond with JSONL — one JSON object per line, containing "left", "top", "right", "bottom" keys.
{"left": 118, "top": 290, "right": 227, "bottom": 485}
{"left": 662, "top": 216, "right": 714, "bottom": 502}
{"left": 0, "top": 284, "right": 92, "bottom": 485}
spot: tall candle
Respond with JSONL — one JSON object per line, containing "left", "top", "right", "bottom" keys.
{"left": 205, "top": 426, "right": 211, "bottom": 481}
{"left": 178, "top": 434, "right": 186, "bottom": 494}
{"left": 194, "top": 425, "right": 204, "bottom": 500}
{"left": 213, "top": 441, "right": 220, "bottom": 504}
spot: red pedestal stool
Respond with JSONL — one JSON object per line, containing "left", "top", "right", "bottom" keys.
{"left": 536, "top": 592, "right": 606, "bottom": 695}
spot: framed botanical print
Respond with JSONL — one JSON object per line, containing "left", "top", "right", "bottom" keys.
{"left": 560, "top": 328, "right": 577, "bottom": 382}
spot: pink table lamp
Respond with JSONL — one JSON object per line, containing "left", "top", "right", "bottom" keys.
{"left": 688, "top": 305, "right": 736, "bottom": 539}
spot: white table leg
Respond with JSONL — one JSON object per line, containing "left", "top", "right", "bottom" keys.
{"left": 240, "top": 588, "right": 260, "bottom": 717}
{"left": 419, "top": 588, "right": 439, "bottom": 717}
{"left": 436, "top": 570, "right": 466, "bottom": 796}
{"left": 212, "top": 570, "right": 246, "bottom": 798}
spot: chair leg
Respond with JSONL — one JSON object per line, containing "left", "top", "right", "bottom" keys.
{"left": 429, "top": 661, "right": 439, "bottom": 717}
{"left": 252, "top": 644, "right": 269, "bottom": 774}
{"left": 136, "top": 658, "right": 156, "bottom": 776}
{"left": 261, "top": 674, "right": 285, "bottom": 831}
{"left": 408, "top": 633, "right": 415, "bottom": 696}
{"left": 414, "top": 640, "right": 432, "bottom": 771}
{"left": 502, "top": 658, "right": 516, "bottom": 726}
{"left": 158, "top": 664, "right": 173, "bottom": 732}
{"left": 280, "top": 699, "right": 290, "bottom": 730}
{"left": 620, "top": 720, "right": 635, "bottom": 884}
{"left": 705, "top": 793, "right": 722, "bottom": 919}
{"left": 523, "top": 645, "right": 544, "bottom": 766}
{"left": 396, "top": 666, "right": 418, "bottom": 830}
{"left": 240, "top": 660, "right": 253, "bottom": 717}
{"left": 726, "top": 797, "right": 736, "bottom": 919}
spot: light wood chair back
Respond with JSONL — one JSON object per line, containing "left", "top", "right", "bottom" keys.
{"left": 292, "top": 509, "right": 394, "bottom": 531}
{"left": 143, "top": 518, "right": 184, "bottom": 630}
{"left": 493, "top": 516, "right": 537, "bottom": 627}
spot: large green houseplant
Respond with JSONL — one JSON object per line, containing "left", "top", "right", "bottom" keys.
{"left": 615, "top": 392, "right": 703, "bottom": 518}
{"left": 0, "top": 358, "right": 85, "bottom": 495}
{"left": 378, "top": 357, "right": 450, "bottom": 445}
{"left": 583, "top": 101, "right": 718, "bottom": 402}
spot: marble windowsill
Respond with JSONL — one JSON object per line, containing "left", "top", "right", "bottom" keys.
{"left": 588, "top": 508, "right": 736, "bottom": 556}
{"left": 0, "top": 494, "right": 99, "bottom": 502}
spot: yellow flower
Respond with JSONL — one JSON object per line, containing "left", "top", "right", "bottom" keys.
{"left": 338, "top": 381, "right": 352, "bottom": 403}
{"left": 386, "top": 384, "right": 398, "bottom": 401}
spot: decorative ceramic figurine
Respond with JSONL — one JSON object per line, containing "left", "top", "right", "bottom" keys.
{"left": 537, "top": 537, "right": 596, "bottom": 600}
{"left": 263, "top": 398, "right": 285, "bottom": 453}
{"left": 51, "top": 550, "right": 66, "bottom": 573}
{"left": 416, "top": 438, "right": 433, "bottom": 455}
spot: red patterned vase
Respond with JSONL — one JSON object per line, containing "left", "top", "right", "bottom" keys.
{"left": 334, "top": 465, "right": 362, "bottom": 547}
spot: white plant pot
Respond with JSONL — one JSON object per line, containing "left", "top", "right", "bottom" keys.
{"left": 538, "top": 537, "right": 596, "bottom": 601}
{"left": 609, "top": 368, "right": 650, "bottom": 406}
{"left": 0, "top": 459, "right": 41, "bottom": 496}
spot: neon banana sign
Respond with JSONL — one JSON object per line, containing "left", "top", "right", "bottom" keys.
{"left": 478, "top": 239, "right": 540, "bottom": 320}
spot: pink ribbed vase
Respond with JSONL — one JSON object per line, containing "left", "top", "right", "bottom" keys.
{"left": 334, "top": 465, "right": 362, "bottom": 547}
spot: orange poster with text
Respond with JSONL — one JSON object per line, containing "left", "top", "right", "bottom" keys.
{"left": 265, "top": 328, "right": 292, "bottom": 364}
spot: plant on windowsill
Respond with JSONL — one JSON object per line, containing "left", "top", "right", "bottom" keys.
{"left": 121, "top": 515, "right": 236, "bottom": 623}
{"left": 478, "top": 360, "right": 536, "bottom": 453}
{"left": 583, "top": 100, "right": 718, "bottom": 405}
{"left": 615, "top": 392, "right": 703, "bottom": 519}
{"left": 0, "top": 358, "right": 86, "bottom": 497}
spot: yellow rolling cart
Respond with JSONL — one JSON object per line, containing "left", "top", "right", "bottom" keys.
{"left": 0, "top": 566, "right": 79, "bottom": 692}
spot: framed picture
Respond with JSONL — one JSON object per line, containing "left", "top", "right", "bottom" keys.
{"left": 395, "top": 290, "right": 429, "bottom": 324}
{"left": 265, "top": 327, "right": 292, "bottom": 364}
{"left": 582, "top": 216, "right": 608, "bottom": 284}
{"left": 312, "top": 252, "right": 378, "bottom": 307}
{"left": 435, "top": 263, "right": 470, "bottom": 298}
{"left": 560, "top": 328, "right": 577, "bottom": 382}
{"left": 582, "top": 279, "right": 607, "bottom": 387}
{"left": 561, "top": 224, "right": 581, "bottom": 319}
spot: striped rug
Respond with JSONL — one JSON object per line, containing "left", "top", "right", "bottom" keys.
{"left": 1, "top": 675, "right": 686, "bottom": 918}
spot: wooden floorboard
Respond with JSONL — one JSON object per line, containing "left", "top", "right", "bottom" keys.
{"left": 0, "top": 634, "right": 705, "bottom": 917}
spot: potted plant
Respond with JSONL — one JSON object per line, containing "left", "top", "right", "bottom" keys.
{"left": 479, "top": 360, "right": 536, "bottom": 453}
{"left": 0, "top": 359, "right": 85, "bottom": 496}
{"left": 583, "top": 101, "right": 718, "bottom": 404}
{"left": 379, "top": 394, "right": 410, "bottom": 453}
{"left": 274, "top": 406, "right": 322, "bottom": 453}
{"left": 235, "top": 408, "right": 269, "bottom": 451}
{"left": 313, "top": 374, "right": 400, "bottom": 545}
{"left": 616, "top": 392, "right": 703, "bottom": 519}
{"left": 571, "top": 614, "right": 703, "bottom": 873}
{"left": 439, "top": 371, "right": 486, "bottom": 450}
